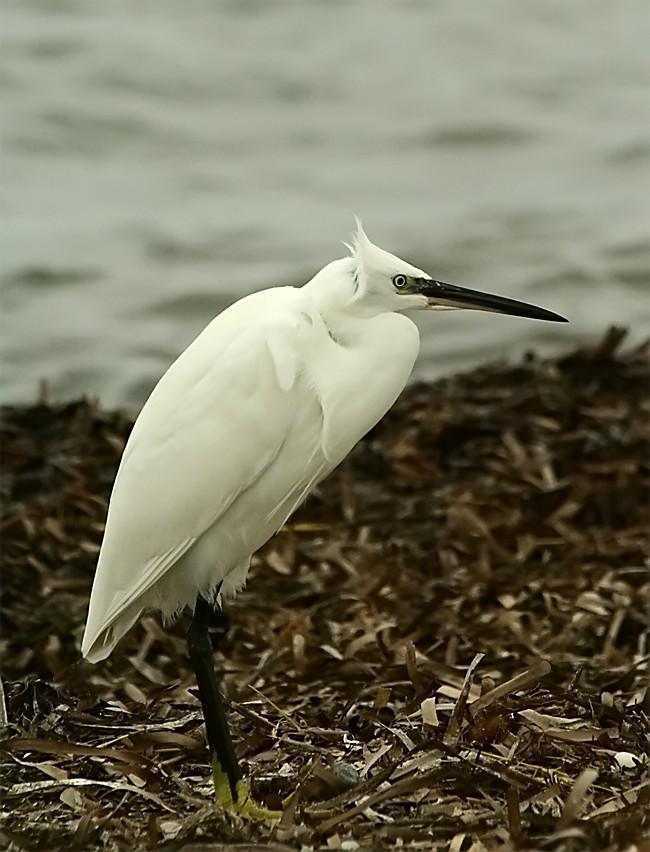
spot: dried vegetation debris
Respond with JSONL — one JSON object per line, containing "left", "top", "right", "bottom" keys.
{"left": 0, "top": 328, "right": 648, "bottom": 851}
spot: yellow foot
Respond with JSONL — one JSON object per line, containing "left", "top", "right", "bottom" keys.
{"left": 213, "top": 758, "right": 282, "bottom": 821}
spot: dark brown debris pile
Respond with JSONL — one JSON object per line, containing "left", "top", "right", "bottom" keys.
{"left": 1, "top": 328, "right": 649, "bottom": 851}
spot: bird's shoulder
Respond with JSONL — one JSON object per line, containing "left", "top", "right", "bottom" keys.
{"left": 173, "top": 286, "right": 315, "bottom": 378}
{"left": 204, "top": 285, "right": 314, "bottom": 338}
{"left": 130, "top": 287, "right": 315, "bottom": 433}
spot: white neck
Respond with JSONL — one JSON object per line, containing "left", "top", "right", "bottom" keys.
{"left": 302, "top": 258, "right": 361, "bottom": 334}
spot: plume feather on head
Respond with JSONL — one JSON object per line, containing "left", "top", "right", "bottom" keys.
{"left": 344, "top": 216, "right": 369, "bottom": 264}
{"left": 345, "top": 216, "right": 381, "bottom": 283}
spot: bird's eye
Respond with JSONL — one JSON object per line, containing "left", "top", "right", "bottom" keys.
{"left": 393, "top": 274, "right": 408, "bottom": 289}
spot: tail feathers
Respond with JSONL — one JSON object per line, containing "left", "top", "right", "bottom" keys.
{"left": 81, "top": 602, "right": 143, "bottom": 664}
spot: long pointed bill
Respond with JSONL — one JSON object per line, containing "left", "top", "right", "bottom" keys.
{"left": 418, "top": 278, "right": 567, "bottom": 322}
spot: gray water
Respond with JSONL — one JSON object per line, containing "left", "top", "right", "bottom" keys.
{"left": 2, "top": 0, "right": 649, "bottom": 409}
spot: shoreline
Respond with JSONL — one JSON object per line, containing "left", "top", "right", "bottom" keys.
{"left": 1, "top": 328, "right": 648, "bottom": 850}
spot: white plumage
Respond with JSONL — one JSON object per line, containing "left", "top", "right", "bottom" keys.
{"left": 82, "top": 221, "right": 565, "bottom": 663}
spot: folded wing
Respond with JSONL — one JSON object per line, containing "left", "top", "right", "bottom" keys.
{"left": 82, "top": 289, "right": 312, "bottom": 661}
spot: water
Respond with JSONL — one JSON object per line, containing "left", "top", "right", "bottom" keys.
{"left": 2, "top": 0, "right": 649, "bottom": 409}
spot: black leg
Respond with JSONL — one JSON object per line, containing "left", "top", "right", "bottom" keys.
{"left": 187, "top": 595, "right": 241, "bottom": 800}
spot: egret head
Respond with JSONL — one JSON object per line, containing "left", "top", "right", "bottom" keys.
{"left": 348, "top": 220, "right": 567, "bottom": 323}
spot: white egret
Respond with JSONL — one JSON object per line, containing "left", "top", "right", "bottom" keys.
{"left": 81, "top": 220, "right": 566, "bottom": 818}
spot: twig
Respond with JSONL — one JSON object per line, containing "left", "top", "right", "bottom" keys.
{"left": 470, "top": 660, "right": 551, "bottom": 716}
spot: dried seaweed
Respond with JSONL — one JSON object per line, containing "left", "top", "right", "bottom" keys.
{"left": 1, "top": 329, "right": 648, "bottom": 851}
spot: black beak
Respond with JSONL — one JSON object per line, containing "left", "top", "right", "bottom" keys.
{"left": 418, "top": 278, "right": 568, "bottom": 323}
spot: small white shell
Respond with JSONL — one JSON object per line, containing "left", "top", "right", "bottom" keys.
{"left": 613, "top": 751, "right": 639, "bottom": 770}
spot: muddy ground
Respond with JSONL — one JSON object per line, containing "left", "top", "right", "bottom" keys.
{"left": 1, "top": 329, "right": 648, "bottom": 851}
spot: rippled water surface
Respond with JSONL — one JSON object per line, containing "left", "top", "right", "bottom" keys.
{"left": 2, "top": 0, "right": 648, "bottom": 408}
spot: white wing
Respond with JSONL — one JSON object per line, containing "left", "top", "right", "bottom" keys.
{"left": 82, "top": 287, "right": 312, "bottom": 661}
